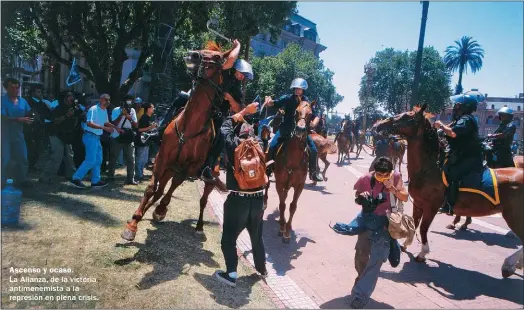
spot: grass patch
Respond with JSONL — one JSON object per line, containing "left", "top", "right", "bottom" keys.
{"left": 2, "top": 169, "right": 275, "bottom": 309}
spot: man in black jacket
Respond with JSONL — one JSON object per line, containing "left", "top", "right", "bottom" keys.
{"left": 214, "top": 102, "right": 268, "bottom": 287}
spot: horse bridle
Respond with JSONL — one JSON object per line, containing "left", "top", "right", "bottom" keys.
{"left": 292, "top": 101, "right": 312, "bottom": 138}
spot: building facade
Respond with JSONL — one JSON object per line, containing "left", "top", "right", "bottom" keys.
{"left": 250, "top": 13, "right": 327, "bottom": 58}
{"left": 437, "top": 91, "right": 524, "bottom": 143}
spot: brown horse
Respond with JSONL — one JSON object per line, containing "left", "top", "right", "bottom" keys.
{"left": 387, "top": 137, "right": 407, "bottom": 172}
{"left": 374, "top": 104, "right": 523, "bottom": 278}
{"left": 264, "top": 101, "right": 313, "bottom": 243}
{"left": 334, "top": 120, "right": 351, "bottom": 164}
{"left": 310, "top": 132, "right": 337, "bottom": 185}
{"left": 122, "top": 45, "right": 232, "bottom": 241}
{"left": 449, "top": 155, "right": 524, "bottom": 231}
{"left": 350, "top": 130, "right": 366, "bottom": 158}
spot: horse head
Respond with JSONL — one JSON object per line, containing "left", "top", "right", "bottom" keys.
{"left": 341, "top": 119, "right": 350, "bottom": 132}
{"left": 373, "top": 104, "right": 434, "bottom": 140}
{"left": 293, "top": 101, "right": 313, "bottom": 140}
{"left": 184, "top": 41, "right": 231, "bottom": 83}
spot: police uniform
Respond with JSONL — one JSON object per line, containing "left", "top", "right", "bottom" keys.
{"left": 440, "top": 93, "right": 484, "bottom": 214}
{"left": 266, "top": 93, "right": 322, "bottom": 180}
{"left": 492, "top": 121, "right": 517, "bottom": 168}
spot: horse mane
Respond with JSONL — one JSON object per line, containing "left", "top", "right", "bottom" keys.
{"left": 422, "top": 117, "right": 441, "bottom": 157}
{"left": 204, "top": 41, "right": 222, "bottom": 52}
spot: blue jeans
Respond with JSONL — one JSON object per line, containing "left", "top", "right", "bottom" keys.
{"left": 73, "top": 132, "right": 103, "bottom": 184}
{"left": 269, "top": 130, "right": 318, "bottom": 154}
{"left": 1, "top": 131, "right": 28, "bottom": 185}
{"left": 135, "top": 146, "right": 149, "bottom": 179}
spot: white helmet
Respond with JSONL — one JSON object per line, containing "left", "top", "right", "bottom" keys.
{"left": 497, "top": 106, "right": 513, "bottom": 116}
{"left": 290, "top": 78, "right": 308, "bottom": 90}
{"left": 233, "top": 59, "right": 253, "bottom": 81}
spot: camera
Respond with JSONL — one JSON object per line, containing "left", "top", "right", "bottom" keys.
{"left": 122, "top": 101, "right": 132, "bottom": 113}
{"left": 355, "top": 193, "right": 387, "bottom": 213}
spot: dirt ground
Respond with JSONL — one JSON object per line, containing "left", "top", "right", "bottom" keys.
{"left": 1, "top": 169, "right": 275, "bottom": 309}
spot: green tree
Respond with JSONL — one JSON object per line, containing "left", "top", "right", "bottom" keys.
{"left": 443, "top": 36, "right": 485, "bottom": 95}
{"left": 247, "top": 43, "right": 344, "bottom": 112}
{"left": 8, "top": 2, "right": 159, "bottom": 104}
{"left": 358, "top": 46, "right": 451, "bottom": 115}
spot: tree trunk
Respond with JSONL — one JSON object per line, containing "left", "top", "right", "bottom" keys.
{"left": 410, "top": 1, "right": 429, "bottom": 107}
{"left": 456, "top": 63, "right": 464, "bottom": 94}
{"left": 148, "top": 2, "right": 176, "bottom": 117}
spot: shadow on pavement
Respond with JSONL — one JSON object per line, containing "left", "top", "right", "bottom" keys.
{"left": 380, "top": 252, "right": 524, "bottom": 305}
{"left": 320, "top": 295, "right": 394, "bottom": 309}
{"left": 262, "top": 209, "right": 316, "bottom": 276}
{"left": 432, "top": 229, "right": 522, "bottom": 249}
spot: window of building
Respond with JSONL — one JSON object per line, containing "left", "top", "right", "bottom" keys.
{"left": 518, "top": 106, "right": 521, "bottom": 111}
{"left": 491, "top": 104, "right": 495, "bottom": 110}
{"left": 486, "top": 115, "right": 493, "bottom": 124}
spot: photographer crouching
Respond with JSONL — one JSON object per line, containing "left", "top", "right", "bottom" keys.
{"left": 333, "top": 157, "right": 408, "bottom": 308}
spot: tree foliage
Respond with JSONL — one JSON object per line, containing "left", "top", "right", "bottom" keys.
{"left": 246, "top": 43, "right": 344, "bottom": 113}
{"left": 358, "top": 46, "right": 452, "bottom": 115}
{"left": 443, "top": 36, "right": 484, "bottom": 95}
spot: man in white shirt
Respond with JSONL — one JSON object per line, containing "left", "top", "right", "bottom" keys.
{"left": 106, "top": 96, "right": 138, "bottom": 185}
{"left": 70, "top": 94, "right": 119, "bottom": 189}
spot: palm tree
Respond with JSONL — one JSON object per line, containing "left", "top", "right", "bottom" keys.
{"left": 444, "top": 36, "right": 485, "bottom": 94}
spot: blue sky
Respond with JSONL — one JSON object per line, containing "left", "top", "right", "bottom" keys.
{"left": 296, "top": 1, "right": 524, "bottom": 114}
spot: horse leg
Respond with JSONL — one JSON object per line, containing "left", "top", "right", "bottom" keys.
{"left": 402, "top": 202, "right": 423, "bottom": 252}
{"left": 321, "top": 154, "right": 329, "bottom": 181}
{"left": 196, "top": 182, "right": 215, "bottom": 234}
{"left": 501, "top": 203, "right": 524, "bottom": 278}
{"left": 447, "top": 215, "right": 461, "bottom": 230}
{"left": 152, "top": 174, "right": 184, "bottom": 221}
{"left": 284, "top": 185, "right": 304, "bottom": 243}
{"left": 277, "top": 186, "right": 289, "bottom": 237}
{"left": 415, "top": 206, "right": 438, "bottom": 263}
{"left": 459, "top": 216, "right": 472, "bottom": 231}
{"left": 122, "top": 169, "right": 173, "bottom": 241}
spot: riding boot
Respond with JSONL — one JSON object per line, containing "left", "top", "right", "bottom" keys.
{"left": 308, "top": 152, "right": 324, "bottom": 182}
{"left": 439, "top": 181, "right": 459, "bottom": 215}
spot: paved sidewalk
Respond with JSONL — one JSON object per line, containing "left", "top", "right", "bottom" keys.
{"left": 200, "top": 149, "right": 523, "bottom": 309}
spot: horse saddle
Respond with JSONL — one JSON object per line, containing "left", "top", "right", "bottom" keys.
{"left": 442, "top": 166, "right": 500, "bottom": 205}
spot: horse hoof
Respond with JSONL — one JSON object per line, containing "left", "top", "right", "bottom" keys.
{"left": 400, "top": 245, "right": 407, "bottom": 253}
{"left": 446, "top": 224, "right": 456, "bottom": 230}
{"left": 282, "top": 237, "right": 291, "bottom": 244}
{"left": 414, "top": 256, "right": 426, "bottom": 263}
{"left": 502, "top": 269, "right": 513, "bottom": 278}
{"left": 152, "top": 211, "right": 166, "bottom": 222}
{"left": 121, "top": 228, "right": 136, "bottom": 241}
{"left": 459, "top": 225, "right": 468, "bottom": 231}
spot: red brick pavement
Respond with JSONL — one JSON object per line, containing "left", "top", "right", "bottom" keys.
{"left": 201, "top": 148, "right": 523, "bottom": 309}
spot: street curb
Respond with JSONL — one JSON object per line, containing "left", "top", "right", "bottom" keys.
{"left": 197, "top": 181, "right": 319, "bottom": 309}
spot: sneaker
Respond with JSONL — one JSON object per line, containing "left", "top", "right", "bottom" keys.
{"left": 213, "top": 270, "right": 236, "bottom": 287}
{"left": 70, "top": 179, "right": 87, "bottom": 189}
{"left": 126, "top": 180, "right": 139, "bottom": 185}
{"left": 91, "top": 181, "right": 108, "bottom": 188}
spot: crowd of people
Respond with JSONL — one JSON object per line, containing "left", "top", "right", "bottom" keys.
{"left": 1, "top": 77, "right": 159, "bottom": 189}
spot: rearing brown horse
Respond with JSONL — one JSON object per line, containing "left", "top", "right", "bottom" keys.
{"left": 122, "top": 45, "right": 231, "bottom": 241}
{"left": 264, "top": 101, "right": 313, "bottom": 243}
{"left": 374, "top": 104, "right": 523, "bottom": 278}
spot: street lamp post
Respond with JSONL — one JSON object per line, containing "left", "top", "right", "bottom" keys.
{"left": 363, "top": 62, "right": 377, "bottom": 131}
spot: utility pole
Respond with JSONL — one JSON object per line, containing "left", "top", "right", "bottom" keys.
{"left": 410, "top": 1, "right": 429, "bottom": 108}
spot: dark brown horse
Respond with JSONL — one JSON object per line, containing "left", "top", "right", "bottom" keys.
{"left": 334, "top": 120, "right": 351, "bottom": 164}
{"left": 449, "top": 155, "right": 524, "bottom": 230}
{"left": 350, "top": 130, "right": 366, "bottom": 158}
{"left": 374, "top": 104, "right": 523, "bottom": 278}
{"left": 264, "top": 101, "right": 313, "bottom": 243}
{"left": 122, "top": 44, "right": 232, "bottom": 241}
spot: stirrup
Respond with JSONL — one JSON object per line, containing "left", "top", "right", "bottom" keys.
{"left": 200, "top": 166, "right": 216, "bottom": 183}
{"left": 438, "top": 202, "right": 454, "bottom": 216}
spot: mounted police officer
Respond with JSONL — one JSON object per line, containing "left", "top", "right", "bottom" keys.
{"left": 488, "top": 107, "right": 516, "bottom": 168}
{"left": 434, "top": 93, "right": 484, "bottom": 215}
{"left": 263, "top": 78, "right": 324, "bottom": 182}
